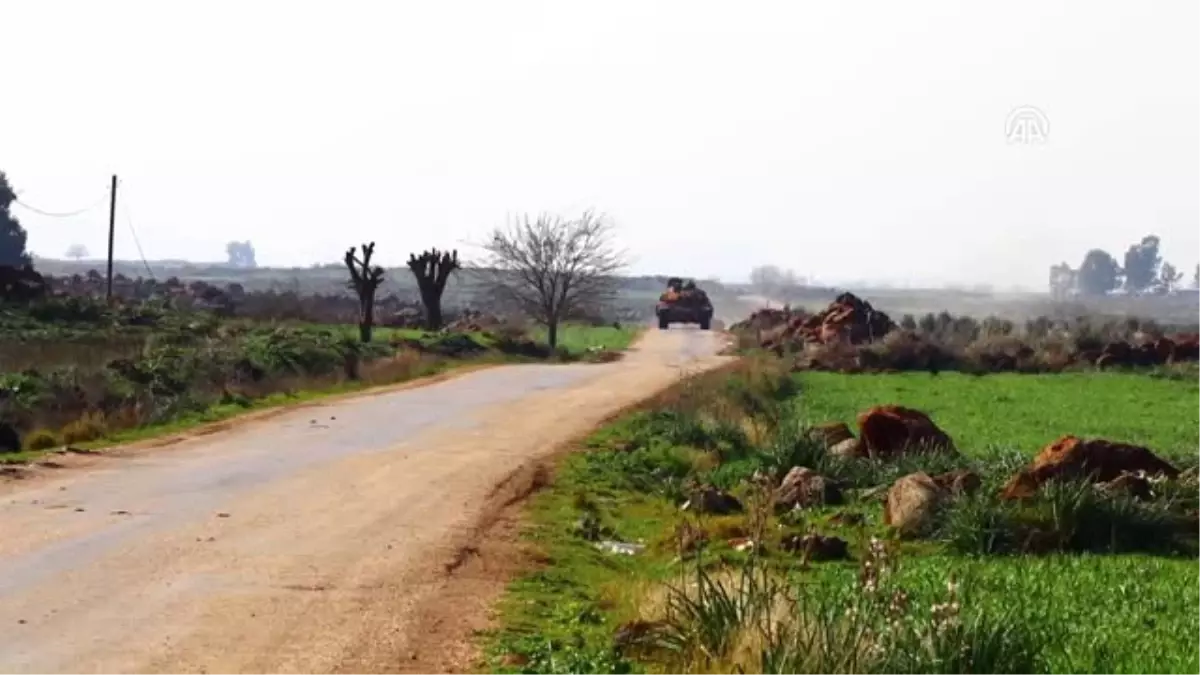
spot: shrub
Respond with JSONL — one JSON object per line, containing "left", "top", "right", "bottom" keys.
{"left": 60, "top": 411, "right": 108, "bottom": 445}
{"left": 24, "top": 428, "right": 60, "bottom": 451}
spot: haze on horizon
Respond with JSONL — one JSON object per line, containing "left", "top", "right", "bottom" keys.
{"left": 2, "top": 0, "right": 1197, "bottom": 291}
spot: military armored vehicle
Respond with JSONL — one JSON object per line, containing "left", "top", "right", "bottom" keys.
{"left": 655, "top": 277, "right": 713, "bottom": 330}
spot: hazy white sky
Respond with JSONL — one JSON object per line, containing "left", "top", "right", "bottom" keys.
{"left": 2, "top": 0, "right": 1197, "bottom": 289}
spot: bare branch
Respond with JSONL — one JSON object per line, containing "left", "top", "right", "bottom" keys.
{"left": 476, "top": 210, "right": 627, "bottom": 346}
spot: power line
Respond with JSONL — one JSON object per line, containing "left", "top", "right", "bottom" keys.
{"left": 13, "top": 189, "right": 110, "bottom": 218}
{"left": 119, "top": 188, "right": 156, "bottom": 281}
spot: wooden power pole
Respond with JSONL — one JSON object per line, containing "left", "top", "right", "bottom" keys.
{"left": 105, "top": 174, "right": 118, "bottom": 302}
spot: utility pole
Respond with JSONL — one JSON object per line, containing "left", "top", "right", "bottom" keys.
{"left": 105, "top": 175, "right": 118, "bottom": 302}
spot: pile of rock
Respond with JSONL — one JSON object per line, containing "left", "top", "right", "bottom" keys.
{"left": 1085, "top": 334, "right": 1200, "bottom": 368}
{"left": 729, "top": 307, "right": 796, "bottom": 334}
{"left": 756, "top": 293, "right": 895, "bottom": 353}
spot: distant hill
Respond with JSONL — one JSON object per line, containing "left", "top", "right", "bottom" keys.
{"left": 28, "top": 256, "right": 734, "bottom": 308}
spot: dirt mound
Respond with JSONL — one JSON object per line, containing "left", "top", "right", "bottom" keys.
{"left": 1000, "top": 435, "right": 1180, "bottom": 499}
{"left": 754, "top": 293, "right": 894, "bottom": 352}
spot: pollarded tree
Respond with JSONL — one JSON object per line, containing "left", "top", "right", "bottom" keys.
{"left": 0, "top": 171, "right": 32, "bottom": 268}
{"left": 406, "top": 248, "right": 459, "bottom": 330}
{"left": 344, "top": 242, "right": 385, "bottom": 343}
{"left": 480, "top": 210, "right": 626, "bottom": 349}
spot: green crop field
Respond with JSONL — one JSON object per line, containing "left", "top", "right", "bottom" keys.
{"left": 792, "top": 370, "right": 1200, "bottom": 459}
{"left": 788, "top": 370, "right": 1200, "bottom": 673}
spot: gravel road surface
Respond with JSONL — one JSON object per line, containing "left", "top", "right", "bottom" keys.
{"left": 0, "top": 327, "right": 731, "bottom": 673}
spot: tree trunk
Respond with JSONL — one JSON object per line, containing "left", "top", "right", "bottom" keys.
{"left": 359, "top": 297, "right": 375, "bottom": 343}
{"left": 547, "top": 320, "right": 558, "bottom": 349}
{"left": 419, "top": 288, "right": 444, "bottom": 330}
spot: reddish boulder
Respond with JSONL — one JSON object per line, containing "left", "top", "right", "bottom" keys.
{"left": 856, "top": 405, "right": 956, "bottom": 459}
{"left": 1000, "top": 436, "right": 1179, "bottom": 500}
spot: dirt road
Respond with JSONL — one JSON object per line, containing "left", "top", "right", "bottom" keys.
{"left": 0, "top": 328, "right": 731, "bottom": 674}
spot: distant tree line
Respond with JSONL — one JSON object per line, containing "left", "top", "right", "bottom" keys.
{"left": 1049, "top": 235, "right": 1197, "bottom": 298}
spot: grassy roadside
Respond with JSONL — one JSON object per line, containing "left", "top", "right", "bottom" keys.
{"left": 479, "top": 358, "right": 1200, "bottom": 674}
{"left": 2, "top": 322, "right": 644, "bottom": 466}
{"left": 1, "top": 351, "right": 497, "bottom": 465}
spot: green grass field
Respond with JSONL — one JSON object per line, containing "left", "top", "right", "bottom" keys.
{"left": 789, "top": 369, "right": 1200, "bottom": 673}
{"left": 793, "top": 370, "right": 1200, "bottom": 459}
{"left": 482, "top": 365, "right": 1200, "bottom": 674}
{"left": 526, "top": 323, "right": 642, "bottom": 354}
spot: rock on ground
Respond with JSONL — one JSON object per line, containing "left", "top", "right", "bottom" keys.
{"left": 776, "top": 466, "right": 842, "bottom": 510}
{"left": 884, "top": 472, "right": 944, "bottom": 537}
{"left": 781, "top": 533, "right": 850, "bottom": 561}
{"left": 856, "top": 405, "right": 956, "bottom": 459}
{"left": 683, "top": 487, "right": 744, "bottom": 514}
{"left": 1001, "top": 435, "right": 1180, "bottom": 500}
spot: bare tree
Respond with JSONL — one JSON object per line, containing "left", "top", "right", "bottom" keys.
{"left": 406, "top": 248, "right": 460, "bottom": 330}
{"left": 344, "top": 242, "right": 385, "bottom": 343}
{"left": 479, "top": 210, "right": 626, "bottom": 349}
